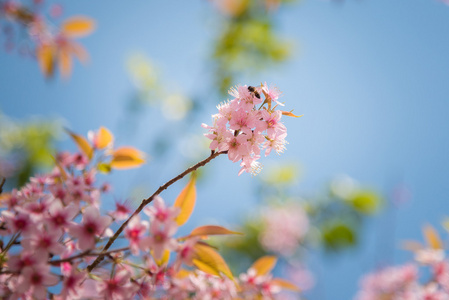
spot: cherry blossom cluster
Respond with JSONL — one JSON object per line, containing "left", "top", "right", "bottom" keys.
{"left": 355, "top": 231, "right": 449, "bottom": 300}
{"left": 203, "top": 82, "right": 297, "bottom": 176}
{"left": 0, "top": 127, "right": 299, "bottom": 299}
{"left": 0, "top": 0, "right": 94, "bottom": 77}
{"left": 0, "top": 149, "right": 113, "bottom": 299}
{"left": 259, "top": 203, "right": 309, "bottom": 257}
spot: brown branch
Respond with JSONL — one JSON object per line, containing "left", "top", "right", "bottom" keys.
{"left": 86, "top": 151, "right": 225, "bottom": 272}
{"left": 0, "top": 178, "right": 5, "bottom": 194}
{"left": 49, "top": 247, "right": 129, "bottom": 265}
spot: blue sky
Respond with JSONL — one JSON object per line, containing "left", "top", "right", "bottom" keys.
{"left": 1, "top": 0, "right": 449, "bottom": 298}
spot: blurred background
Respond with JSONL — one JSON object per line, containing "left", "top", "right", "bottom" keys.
{"left": 1, "top": 0, "right": 449, "bottom": 298}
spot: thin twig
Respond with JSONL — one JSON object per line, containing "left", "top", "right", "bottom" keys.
{"left": 0, "top": 178, "right": 5, "bottom": 194}
{"left": 49, "top": 247, "right": 129, "bottom": 265}
{"left": 86, "top": 151, "right": 225, "bottom": 272}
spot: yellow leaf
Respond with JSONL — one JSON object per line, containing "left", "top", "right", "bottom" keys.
{"left": 281, "top": 111, "right": 303, "bottom": 118}
{"left": 155, "top": 249, "right": 170, "bottom": 266}
{"left": 66, "top": 129, "right": 93, "bottom": 160}
{"left": 174, "top": 175, "right": 196, "bottom": 226}
{"left": 97, "top": 162, "right": 111, "bottom": 174}
{"left": 193, "top": 258, "right": 220, "bottom": 277}
{"left": 36, "top": 43, "right": 55, "bottom": 77}
{"left": 95, "top": 127, "right": 113, "bottom": 149}
{"left": 193, "top": 243, "right": 233, "bottom": 280}
{"left": 175, "top": 269, "right": 191, "bottom": 279}
{"left": 62, "top": 16, "right": 95, "bottom": 38}
{"left": 110, "top": 147, "right": 145, "bottom": 169}
{"left": 271, "top": 278, "right": 301, "bottom": 292}
{"left": 190, "top": 225, "right": 243, "bottom": 237}
{"left": 250, "top": 256, "right": 277, "bottom": 276}
{"left": 423, "top": 224, "right": 443, "bottom": 249}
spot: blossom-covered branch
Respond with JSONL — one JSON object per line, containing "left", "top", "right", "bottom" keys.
{"left": 87, "top": 150, "right": 226, "bottom": 272}
{"left": 0, "top": 84, "right": 300, "bottom": 299}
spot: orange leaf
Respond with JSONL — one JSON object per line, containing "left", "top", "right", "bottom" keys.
{"left": 174, "top": 175, "right": 196, "bottom": 226}
{"left": 281, "top": 111, "right": 303, "bottom": 118}
{"left": 70, "top": 42, "right": 89, "bottom": 63}
{"left": 250, "top": 256, "right": 277, "bottom": 276}
{"left": 95, "top": 127, "right": 113, "bottom": 149}
{"left": 423, "top": 224, "right": 443, "bottom": 249}
{"left": 271, "top": 278, "right": 301, "bottom": 292}
{"left": 36, "top": 43, "right": 55, "bottom": 77}
{"left": 58, "top": 49, "right": 72, "bottom": 78}
{"left": 0, "top": 193, "right": 11, "bottom": 204}
{"left": 62, "top": 16, "right": 95, "bottom": 38}
{"left": 54, "top": 158, "right": 68, "bottom": 181}
{"left": 190, "top": 225, "right": 242, "bottom": 237}
{"left": 66, "top": 129, "right": 93, "bottom": 160}
{"left": 193, "top": 243, "right": 234, "bottom": 280}
{"left": 110, "top": 147, "right": 145, "bottom": 169}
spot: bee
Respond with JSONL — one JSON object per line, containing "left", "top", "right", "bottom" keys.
{"left": 247, "top": 86, "right": 261, "bottom": 99}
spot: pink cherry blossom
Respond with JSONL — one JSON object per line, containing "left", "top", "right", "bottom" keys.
{"left": 15, "top": 265, "right": 59, "bottom": 300}
{"left": 111, "top": 200, "right": 132, "bottom": 221}
{"left": 46, "top": 202, "right": 78, "bottom": 232}
{"left": 141, "top": 220, "right": 178, "bottom": 261}
{"left": 2, "top": 210, "right": 35, "bottom": 236}
{"left": 125, "top": 215, "right": 149, "bottom": 255}
{"left": 225, "top": 133, "right": 249, "bottom": 162}
{"left": 259, "top": 203, "right": 309, "bottom": 256}
{"left": 69, "top": 206, "right": 111, "bottom": 250}
{"left": 60, "top": 265, "right": 87, "bottom": 299}
{"left": 262, "top": 82, "right": 283, "bottom": 106}
{"left": 96, "top": 268, "right": 137, "bottom": 300}
{"left": 144, "top": 196, "right": 180, "bottom": 223}
{"left": 21, "top": 228, "right": 65, "bottom": 257}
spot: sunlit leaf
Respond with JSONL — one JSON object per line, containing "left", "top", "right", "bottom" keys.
{"left": 54, "top": 159, "right": 68, "bottom": 181}
{"left": 110, "top": 147, "right": 145, "bottom": 169}
{"left": 95, "top": 127, "right": 113, "bottom": 149}
{"left": 423, "top": 224, "right": 443, "bottom": 249}
{"left": 322, "top": 222, "right": 356, "bottom": 251}
{"left": 0, "top": 193, "right": 11, "bottom": 204}
{"left": 97, "top": 162, "right": 111, "bottom": 174}
{"left": 348, "top": 191, "right": 382, "bottom": 215}
{"left": 66, "top": 129, "right": 93, "bottom": 160}
{"left": 175, "top": 269, "right": 191, "bottom": 279}
{"left": 193, "top": 243, "right": 234, "bottom": 279}
{"left": 36, "top": 44, "right": 55, "bottom": 77}
{"left": 193, "top": 259, "right": 219, "bottom": 277}
{"left": 281, "top": 110, "right": 303, "bottom": 118}
{"left": 155, "top": 249, "right": 170, "bottom": 266}
{"left": 190, "top": 225, "right": 243, "bottom": 237}
{"left": 250, "top": 256, "right": 277, "bottom": 276}
{"left": 58, "top": 49, "right": 72, "bottom": 78}
{"left": 174, "top": 175, "right": 196, "bottom": 226}
{"left": 271, "top": 278, "right": 301, "bottom": 292}
{"left": 62, "top": 16, "right": 95, "bottom": 38}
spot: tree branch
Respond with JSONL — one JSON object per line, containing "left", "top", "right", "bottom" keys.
{"left": 49, "top": 247, "right": 129, "bottom": 265}
{"left": 0, "top": 178, "right": 5, "bottom": 195}
{"left": 86, "top": 150, "right": 225, "bottom": 272}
